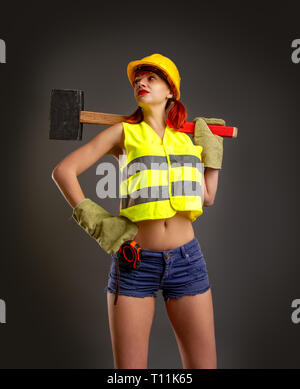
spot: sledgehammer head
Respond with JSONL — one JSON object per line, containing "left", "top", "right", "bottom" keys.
{"left": 49, "top": 89, "right": 84, "bottom": 140}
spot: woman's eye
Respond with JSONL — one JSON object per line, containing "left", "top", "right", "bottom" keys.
{"left": 134, "top": 75, "right": 155, "bottom": 84}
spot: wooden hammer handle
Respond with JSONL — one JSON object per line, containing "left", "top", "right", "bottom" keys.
{"left": 80, "top": 111, "right": 238, "bottom": 138}
{"left": 80, "top": 111, "right": 128, "bottom": 125}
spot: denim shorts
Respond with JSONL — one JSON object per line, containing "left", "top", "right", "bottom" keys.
{"left": 104, "top": 236, "right": 211, "bottom": 303}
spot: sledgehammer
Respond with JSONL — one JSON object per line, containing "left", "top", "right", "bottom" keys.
{"left": 49, "top": 89, "right": 238, "bottom": 140}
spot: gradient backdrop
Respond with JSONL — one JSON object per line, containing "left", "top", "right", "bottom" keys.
{"left": 0, "top": 1, "right": 299, "bottom": 368}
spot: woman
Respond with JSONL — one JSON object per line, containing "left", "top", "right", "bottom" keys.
{"left": 52, "top": 54, "right": 221, "bottom": 369}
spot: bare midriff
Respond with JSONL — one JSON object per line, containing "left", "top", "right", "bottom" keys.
{"left": 133, "top": 211, "right": 195, "bottom": 251}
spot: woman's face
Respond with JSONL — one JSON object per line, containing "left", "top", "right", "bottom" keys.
{"left": 133, "top": 71, "right": 173, "bottom": 108}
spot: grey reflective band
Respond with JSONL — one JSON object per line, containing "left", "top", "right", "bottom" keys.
{"left": 121, "top": 154, "right": 203, "bottom": 182}
{"left": 121, "top": 181, "right": 203, "bottom": 209}
{"left": 172, "top": 181, "right": 202, "bottom": 197}
{"left": 169, "top": 154, "right": 202, "bottom": 169}
{"left": 121, "top": 155, "right": 168, "bottom": 182}
{"left": 121, "top": 185, "right": 170, "bottom": 209}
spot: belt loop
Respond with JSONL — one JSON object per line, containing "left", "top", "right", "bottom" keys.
{"left": 180, "top": 245, "right": 186, "bottom": 258}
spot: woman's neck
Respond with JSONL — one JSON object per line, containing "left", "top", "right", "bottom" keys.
{"left": 142, "top": 107, "right": 167, "bottom": 131}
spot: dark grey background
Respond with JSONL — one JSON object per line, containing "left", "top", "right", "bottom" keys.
{"left": 0, "top": 1, "right": 299, "bottom": 368}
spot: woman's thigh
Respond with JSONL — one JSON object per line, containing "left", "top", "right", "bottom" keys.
{"left": 106, "top": 291, "right": 156, "bottom": 369}
{"left": 165, "top": 288, "right": 217, "bottom": 369}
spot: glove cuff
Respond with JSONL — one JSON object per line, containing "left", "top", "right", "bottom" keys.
{"left": 73, "top": 198, "right": 90, "bottom": 209}
{"left": 72, "top": 198, "right": 112, "bottom": 225}
{"left": 72, "top": 198, "right": 139, "bottom": 255}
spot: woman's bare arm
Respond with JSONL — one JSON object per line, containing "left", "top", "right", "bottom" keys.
{"left": 51, "top": 122, "right": 124, "bottom": 209}
{"left": 203, "top": 168, "right": 220, "bottom": 206}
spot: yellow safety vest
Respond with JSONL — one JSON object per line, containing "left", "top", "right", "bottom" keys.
{"left": 119, "top": 120, "right": 204, "bottom": 223}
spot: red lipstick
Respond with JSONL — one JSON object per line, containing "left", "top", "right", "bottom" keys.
{"left": 138, "top": 90, "right": 149, "bottom": 95}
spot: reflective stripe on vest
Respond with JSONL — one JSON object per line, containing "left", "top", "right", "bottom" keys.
{"left": 119, "top": 120, "right": 204, "bottom": 223}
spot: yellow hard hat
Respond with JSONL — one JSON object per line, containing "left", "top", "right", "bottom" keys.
{"left": 127, "top": 53, "right": 181, "bottom": 100}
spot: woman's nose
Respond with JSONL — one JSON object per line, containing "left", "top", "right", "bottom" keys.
{"left": 137, "top": 77, "right": 147, "bottom": 88}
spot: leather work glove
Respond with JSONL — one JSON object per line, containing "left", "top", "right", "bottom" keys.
{"left": 193, "top": 117, "right": 225, "bottom": 169}
{"left": 72, "top": 198, "right": 139, "bottom": 255}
